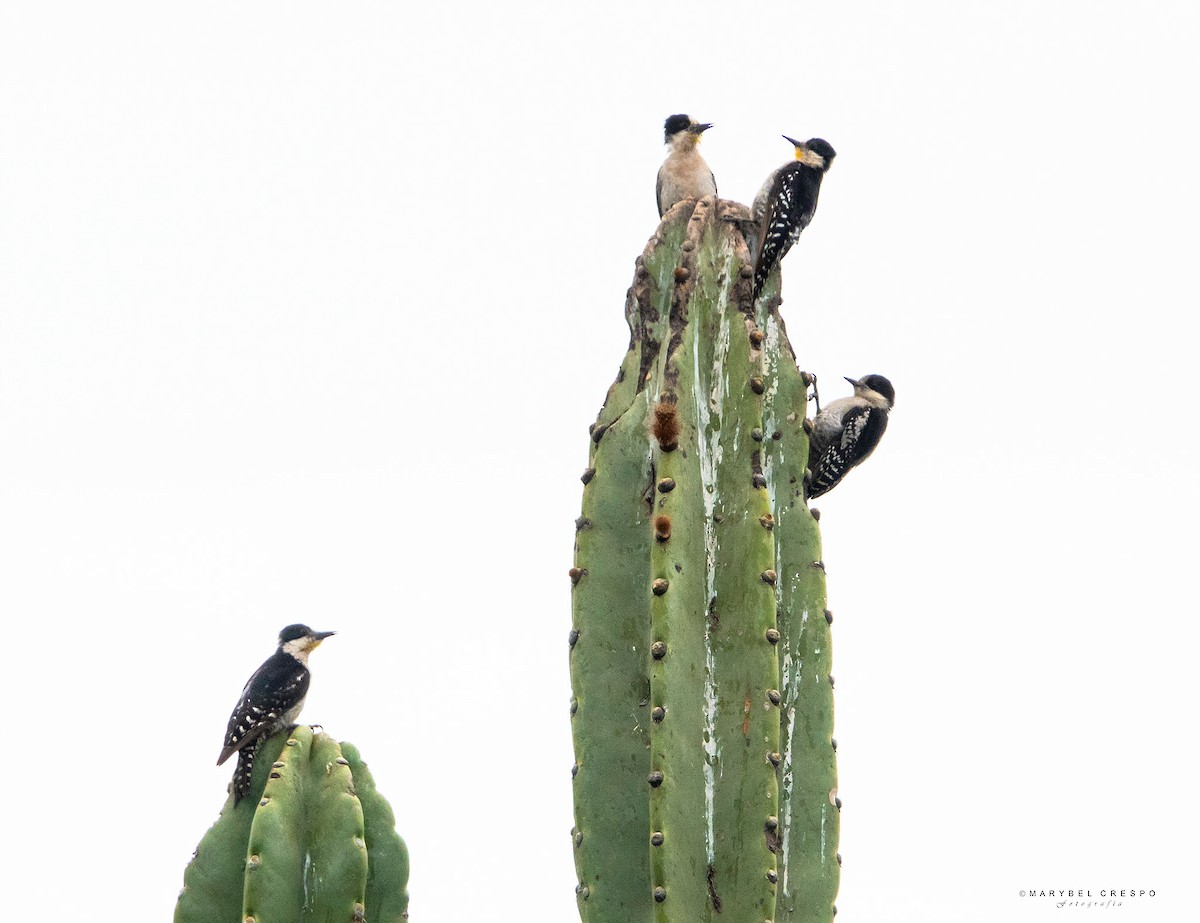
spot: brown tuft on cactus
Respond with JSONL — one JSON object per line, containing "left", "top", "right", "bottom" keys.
{"left": 650, "top": 399, "right": 681, "bottom": 450}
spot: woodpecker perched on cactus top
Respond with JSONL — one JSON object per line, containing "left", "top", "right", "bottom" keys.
{"left": 218, "top": 623, "right": 334, "bottom": 803}
{"left": 807, "top": 374, "right": 894, "bottom": 499}
{"left": 752, "top": 135, "right": 837, "bottom": 300}
{"left": 656, "top": 113, "right": 717, "bottom": 217}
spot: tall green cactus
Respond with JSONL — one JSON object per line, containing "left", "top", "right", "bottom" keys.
{"left": 175, "top": 726, "right": 409, "bottom": 923}
{"left": 569, "top": 197, "right": 838, "bottom": 923}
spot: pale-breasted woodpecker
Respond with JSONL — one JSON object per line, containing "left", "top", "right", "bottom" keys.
{"left": 656, "top": 114, "right": 717, "bottom": 218}
{"left": 807, "top": 374, "right": 894, "bottom": 499}
{"left": 217, "top": 623, "right": 334, "bottom": 803}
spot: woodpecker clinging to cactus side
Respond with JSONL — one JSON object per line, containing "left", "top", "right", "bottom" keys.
{"left": 807, "top": 374, "right": 894, "bottom": 499}
{"left": 217, "top": 623, "right": 335, "bottom": 803}
{"left": 751, "top": 135, "right": 837, "bottom": 300}
{"left": 656, "top": 113, "right": 717, "bottom": 218}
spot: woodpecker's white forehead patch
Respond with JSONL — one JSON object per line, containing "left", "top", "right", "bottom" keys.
{"left": 796, "top": 147, "right": 826, "bottom": 169}
{"left": 282, "top": 635, "right": 320, "bottom": 661}
{"left": 857, "top": 386, "right": 891, "bottom": 408}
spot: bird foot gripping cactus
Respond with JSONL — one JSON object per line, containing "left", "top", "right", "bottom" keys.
{"left": 570, "top": 197, "right": 839, "bottom": 923}
{"left": 176, "top": 726, "right": 409, "bottom": 923}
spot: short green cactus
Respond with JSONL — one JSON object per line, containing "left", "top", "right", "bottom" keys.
{"left": 569, "top": 197, "right": 838, "bottom": 923}
{"left": 175, "top": 726, "right": 409, "bottom": 923}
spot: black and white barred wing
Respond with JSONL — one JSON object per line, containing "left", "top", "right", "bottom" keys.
{"left": 216, "top": 655, "right": 310, "bottom": 765}
{"left": 807, "top": 404, "right": 889, "bottom": 499}
{"left": 752, "top": 165, "right": 815, "bottom": 299}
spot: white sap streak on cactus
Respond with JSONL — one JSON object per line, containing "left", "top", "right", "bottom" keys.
{"left": 779, "top": 595, "right": 810, "bottom": 894}
{"left": 696, "top": 249, "right": 734, "bottom": 866}
{"left": 761, "top": 316, "right": 783, "bottom": 423}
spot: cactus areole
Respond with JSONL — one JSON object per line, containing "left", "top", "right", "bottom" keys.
{"left": 569, "top": 197, "right": 839, "bottom": 923}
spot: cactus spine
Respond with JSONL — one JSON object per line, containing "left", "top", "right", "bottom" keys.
{"left": 570, "top": 197, "right": 838, "bottom": 922}
{"left": 175, "top": 726, "right": 409, "bottom": 923}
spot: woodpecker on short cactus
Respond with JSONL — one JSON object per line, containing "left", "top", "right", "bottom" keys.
{"left": 656, "top": 113, "right": 717, "bottom": 218}
{"left": 217, "top": 623, "right": 335, "bottom": 803}
{"left": 752, "top": 135, "right": 836, "bottom": 300}
{"left": 807, "top": 374, "right": 894, "bottom": 499}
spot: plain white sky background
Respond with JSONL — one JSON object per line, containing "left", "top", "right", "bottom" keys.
{"left": 2, "top": 2, "right": 1198, "bottom": 920}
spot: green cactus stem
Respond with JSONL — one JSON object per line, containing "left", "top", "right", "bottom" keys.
{"left": 175, "top": 726, "right": 409, "bottom": 923}
{"left": 570, "top": 197, "right": 838, "bottom": 923}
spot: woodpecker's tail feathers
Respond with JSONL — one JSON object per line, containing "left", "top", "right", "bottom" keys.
{"left": 231, "top": 739, "right": 263, "bottom": 805}
{"left": 806, "top": 447, "right": 840, "bottom": 500}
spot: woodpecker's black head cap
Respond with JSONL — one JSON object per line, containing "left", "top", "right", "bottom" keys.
{"left": 664, "top": 114, "right": 711, "bottom": 141}
{"left": 783, "top": 136, "right": 837, "bottom": 170}
{"left": 278, "top": 623, "right": 336, "bottom": 644}
{"left": 805, "top": 138, "right": 837, "bottom": 162}
{"left": 847, "top": 374, "right": 895, "bottom": 406}
{"left": 664, "top": 114, "right": 691, "bottom": 140}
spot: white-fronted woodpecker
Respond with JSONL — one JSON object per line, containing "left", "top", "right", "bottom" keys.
{"left": 751, "top": 136, "right": 837, "bottom": 301}
{"left": 217, "top": 623, "right": 335, "bottom": 803}
{"left": 656, "top": 114, "right": 717, "bottom": 218}
{"left": 807, "top": 374, "right": 894, "bottom": 500}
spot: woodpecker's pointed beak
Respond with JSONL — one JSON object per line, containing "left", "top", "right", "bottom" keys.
{"left": 782, "top": 134, "right": 804, "bottom": 149}
{"left": 312, "top": 630, "right": 336, "bottom": 642}
{"left": 844, "top": 376, "right": 861, "bottom": 388}
{"left": 693, "top": 122, "right": 713, "bottom": 134}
